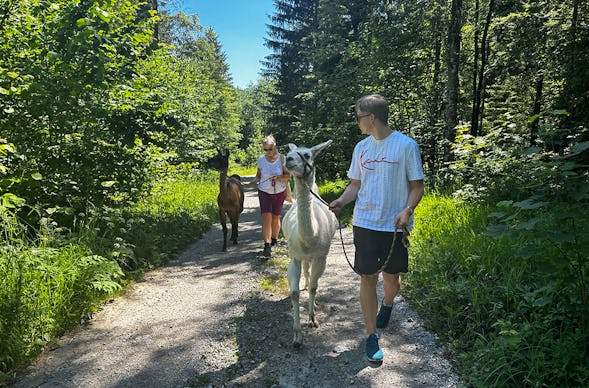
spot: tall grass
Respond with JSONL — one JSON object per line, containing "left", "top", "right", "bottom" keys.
{"left": 405, "top": 194, "right": 589, "bottom": 386}
{"left": 0, "top": 166, "right": 221, "bottom": 380}
{"left": 0, "top": 211, "right": 123, "bottom": 380}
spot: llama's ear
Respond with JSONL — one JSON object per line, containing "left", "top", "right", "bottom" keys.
{"left": 288, "top": 143, "right": 297, "bottom": 151}
{"left": 310, "top": 140, "right": 332, "bottom": 157}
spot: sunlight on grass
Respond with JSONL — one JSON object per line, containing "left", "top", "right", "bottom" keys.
{"left": 229, "top": 165, "right": 256, "bottom": 177}
{"left": 258, "top": 251, "right": 290, "bottom": 297}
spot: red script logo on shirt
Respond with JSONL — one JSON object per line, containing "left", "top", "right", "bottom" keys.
{"left": 360, "top": 149, "right": 399, "bottom": 171}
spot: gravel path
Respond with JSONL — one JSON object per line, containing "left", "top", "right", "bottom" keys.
{"left": 11, "top": 183, "right": 459, "bottom": 387}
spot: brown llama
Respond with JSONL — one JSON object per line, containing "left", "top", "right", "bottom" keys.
{"left": 207, "top": 148, "right": 245, "bottom": 251}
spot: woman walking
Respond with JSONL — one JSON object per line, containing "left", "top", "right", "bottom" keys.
{"left": 250, "top": 135, "right": 291, "bottom": 258}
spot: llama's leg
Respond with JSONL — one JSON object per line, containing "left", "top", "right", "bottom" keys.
{"left": 302, "top": 261, "right": 310, "bottom": 290}
{"left": 307, "top": 258, "right": 327, "bottom": 328}
{"left": 229, "top": 211, "right": 239, "bottom": 245}
{"left": 287, "top": 258, "right": 303, "bottom": 347}
{"left": 219, "top": 209, "right": 228, "bottom": 251}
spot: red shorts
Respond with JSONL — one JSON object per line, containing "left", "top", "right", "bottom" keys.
{"left": 258, "top": 190, "right": 287, "bottom": 216}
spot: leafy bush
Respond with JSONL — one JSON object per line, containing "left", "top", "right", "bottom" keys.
{"left": 0, "top": 238, "right": 123, "bottom": 376}
{"left": 405, "top": 195, "right": 589, "bottom": 387}
{"left": 0, "top": 165, "right": 221, "bottom": 379}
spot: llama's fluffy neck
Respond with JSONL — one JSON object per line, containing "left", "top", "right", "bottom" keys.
{"left": 292, "top": 170, "right": 317, "bottom": 239}
{"left": 218, "top": 168, "right": 228, "bottom": 198}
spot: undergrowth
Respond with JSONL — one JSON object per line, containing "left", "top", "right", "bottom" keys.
{"left": 405, "top": 195, "right": 589, "bottom": 387}
{"left": 0, "top": 165, "right": 221, "bottom": 380}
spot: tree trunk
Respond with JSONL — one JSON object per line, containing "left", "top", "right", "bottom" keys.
{"left": 471, "top": 0, "right": 480, "bottom": 136}
{"left": 530, "top": 75, "right": 544, "bottom": 146}
{"left": 473, "top": 0, "right": 495, "bottom": 136}
{"left": 445, "top": 0, "right": 463, "bottom": 159}
{"left": 428, "top": 12, "right": 443, "bottom": 176}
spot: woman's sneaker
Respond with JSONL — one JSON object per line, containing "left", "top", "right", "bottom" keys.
{"left": 376, "top": 301, "right": 392, "bottom": 328}
{"left": 366, "top": 333, "right": 383, "bottom": 362}
{"left": 263, "top": 244, "right": 271, "bottom": 258}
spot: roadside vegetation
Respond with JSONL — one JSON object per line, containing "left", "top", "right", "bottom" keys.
{"left": 2, "top": 1, "right": 588, "bottom": 387}
{"left": 0, "top": 166, "right": 219, "bottom": 380}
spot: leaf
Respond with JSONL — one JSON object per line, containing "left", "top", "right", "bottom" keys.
{"left": 485, "top": 224, "right": 509, "bottom": 238}
{"left": 568, "top": 141, "right": 589, "bottom": 158}
{"left": 76, "top": 18, "right": 86, "bottom": 27}
{"left": 1, "top": 193, "right": 25, "bottom": 208}
{"left": 99, "top": 9, "right": 111, "bottom": 23}
{"left": 512, "top": 199, "right": 548, "bottom": 210}
{"left": 101, "top": 181, "right": 116, "bottom": 187}
{"left": 552, "top": 109, "right": 570, "bottom": 116}
{"left": 513, "top": 217, "right": 540, "bottom": 230}
{"left": 522, "top": 146, "right": 541, "bottom": 154}
{"left": 488, "top": 211, "right": 506, "bottom": 219}
{"left": 31, "top": 172, "right": 42, "bottom": 180}
{"left": 548, "top": 232, "right": 575, "bottom": 244}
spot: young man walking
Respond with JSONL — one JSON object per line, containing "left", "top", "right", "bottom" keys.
{"left": 329, "top": 94, "right": 424, "bottom": 362}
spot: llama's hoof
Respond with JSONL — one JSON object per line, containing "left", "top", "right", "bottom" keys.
{"left": 309, "top": 320, "right": 319, "bottom": 328}
{"left": 222, "top": 247, "right": 227, "bottom": 252}
{"left": 293, "top": 331, "right": 303, "bottom": 348}
{"left": 232, "top": 240, "right": 238, "bottom": 245}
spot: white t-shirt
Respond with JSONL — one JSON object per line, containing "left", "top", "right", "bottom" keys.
{"left": 257, "top": 153, "right": 287, "bottom": 194}
{"left": 348, "top": 130, "right": 424, "bottom": 232}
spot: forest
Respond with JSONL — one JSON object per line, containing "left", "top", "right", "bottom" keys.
{"left": 1, "top": 0, "right": 587, "bottom": 386}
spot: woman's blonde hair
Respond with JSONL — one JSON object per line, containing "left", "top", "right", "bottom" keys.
{"left": 262, "top": 135, "right": 276, "bottom": 146}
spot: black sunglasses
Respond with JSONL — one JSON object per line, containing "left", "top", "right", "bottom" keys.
{"left": 355, "top": 113, "right": 372, "bottom": 121}
{"left": 263, "top": 147, "right": 273, "bottom": 151}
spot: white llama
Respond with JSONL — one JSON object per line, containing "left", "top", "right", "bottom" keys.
{"left": 281, "top": 140, "right": 339, "bottom": 348}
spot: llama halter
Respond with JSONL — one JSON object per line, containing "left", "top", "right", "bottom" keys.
{"left": 295, "top": 151, "right": 315, "bottom": 179}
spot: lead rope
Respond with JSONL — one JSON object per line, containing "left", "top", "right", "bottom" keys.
{"left": 304, "top": 182, "right": 410, "bottom": 277}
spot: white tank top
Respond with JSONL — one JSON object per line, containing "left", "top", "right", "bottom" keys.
{"left": 257, "top": 153, "right": 287, "bottom": 194}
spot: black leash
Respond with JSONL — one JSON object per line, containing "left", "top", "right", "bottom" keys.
{"left": 306, "top": 184, "right": 410, "bottom": 277}
{"left": 292, "top": 150, "right": 411, "bottom": 276}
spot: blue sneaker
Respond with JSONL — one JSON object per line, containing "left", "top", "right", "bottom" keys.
{"left": 376, "top": 301, "right": 392, "bottom": 329}
{"left": 366, "top": 333, "right": 383, "bottom": 362}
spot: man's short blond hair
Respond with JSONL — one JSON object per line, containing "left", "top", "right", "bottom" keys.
{"left": 356, "top": 94, "right": 389, "bottom": 124}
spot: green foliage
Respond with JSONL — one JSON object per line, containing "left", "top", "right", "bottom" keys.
{"left": 263, "top": 0, "right": 589, "bottom": 183}
{"left": 0, "top": 238, "right": 123, "bottom": 374}
{"left": 405, "top": 194, "right": 589, "bottom": 387}
{"left": 1, "top": 1, "right": 239, "bottom": 234}
{"left": 234, "top": 78, "right": 277, "bottom": 167}
{"left": 0, "top": 164, "right": 220, "bottom": 377}
{"left": 318, "top": 179, "right": 353, "bottom": 224}
{"left": 1, "top": 0, "right": 159, "bottom": 213}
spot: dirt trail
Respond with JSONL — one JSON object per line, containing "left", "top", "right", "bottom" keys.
{"left": 11, "top": 183, "right": 459, "bottom": 387}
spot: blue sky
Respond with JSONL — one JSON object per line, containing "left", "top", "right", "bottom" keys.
{"left": 176, "top": 1, "right": 275, "bottom": 89}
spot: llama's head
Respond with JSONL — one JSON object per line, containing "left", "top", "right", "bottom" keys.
{"left": 206, "top": 148, "right": 229, "bottom": 171}
{"left": 284, "top": 140, "right": 332, "bottom": 179}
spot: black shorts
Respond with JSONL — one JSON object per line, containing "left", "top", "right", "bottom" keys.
{"left": 353, "top": 226, "right": 409, "bottom": 275}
